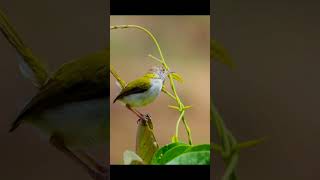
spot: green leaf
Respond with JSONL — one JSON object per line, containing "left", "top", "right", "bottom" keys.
{"left": 158, "top": 145, "right": 190, "bottom": 164}
{"left": 171, "top": 72, "right": 183, "bottom": 83}
{"left": 123, "top": 150, "right": 144, "bottom": 165}
{"left": 136, "top": 118, "right": 159, "bottom": 164}
{"left": 151, "top": 142, "right": 187, "bottom": 164}
{"left": 184, "top": 144, "right": 211, "bottom": 153}
{"left": 166, "top": 151, "right": 210, "bottom": 165}
{"left": 172, "top": 144, "right": 211, "bottom": 165}
{"left": 151, "top": 143, "right": 211, "bottom": 165}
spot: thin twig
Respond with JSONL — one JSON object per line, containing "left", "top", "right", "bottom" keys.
{"left": 161, "top": 87, "right": 176, "bottom": 101}
{"left": 110, "top": 65, "right": 126, "bottom": 88}
{"left": 148, "top": 54, "right": 163, "bottom": 63}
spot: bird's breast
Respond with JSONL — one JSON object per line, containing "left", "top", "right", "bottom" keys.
{"left": 27, "top": 98, "right": 109, "bottom": 149}
{"left": 121, "top": 79, "right": 163, "bottom": 107}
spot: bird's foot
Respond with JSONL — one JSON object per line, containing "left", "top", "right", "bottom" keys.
{"left": 145, "top": 113, "right": 151, "bottom": 120}
{"left": 137, "top": 113, "right": 151, "bottom": 123}
{"left": 136, "top": 114, "right": 153, "bottom": 129}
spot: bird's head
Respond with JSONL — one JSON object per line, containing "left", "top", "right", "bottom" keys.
{"left": 146, "top": 66, "right": 173, "bottom": 82}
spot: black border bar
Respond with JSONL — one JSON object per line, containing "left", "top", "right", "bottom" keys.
{"left": 111, "top": 165, "right": 210, "bottom": 179}
{"left": 111, "top": 0, "right": 210, "bottom": 15}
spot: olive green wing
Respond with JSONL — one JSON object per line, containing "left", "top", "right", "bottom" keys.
{"left": 9, "top": 50, "right": 109, "bottom": 132}
{"left": 113, "top": 77, "right": 151, "bottom": 103}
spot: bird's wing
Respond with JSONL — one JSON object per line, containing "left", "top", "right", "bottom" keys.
{"left": 9, "top": 50, "right": 109, "bottom": 132}
{"left": 113, "top": 77, "right": 151, "bottom": 103}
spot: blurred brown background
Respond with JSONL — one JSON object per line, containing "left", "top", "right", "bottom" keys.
{"left": 110, "top": 16, "right": 210, "bottom": 164}
{"left": 0, "top": 0, "right": 108, "bottom": 179}
{"left": 213, "top": 0, "right": 320, "bottom": 179}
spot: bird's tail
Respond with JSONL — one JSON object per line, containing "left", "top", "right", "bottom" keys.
{"left": 0, "top": 7, "right": 48, "bottom": 88}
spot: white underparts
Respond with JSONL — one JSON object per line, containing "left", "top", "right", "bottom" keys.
{"left": 121, "top": 79, "right": 163, "bottom": 107}
{"left": 27, "top": 98, "right": 109, "bottom": 149}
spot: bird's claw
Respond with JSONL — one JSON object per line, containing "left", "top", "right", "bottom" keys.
{"left": 136, "top": 114, "right": 153, "bottom": 129}
{"left": 136, "top": 114, "right": 151, "bottom": 124}
{"left": 145, "top": 114, "right": 151, "bottom": 120}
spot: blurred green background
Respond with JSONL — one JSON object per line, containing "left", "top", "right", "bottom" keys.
{"left": 110, "top": 16, "right": 210, "bottom": 164}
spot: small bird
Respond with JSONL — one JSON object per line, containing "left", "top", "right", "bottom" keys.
{"left": 10, "top": 51, "right": 109, "bottom": 179}
{"left": 113, "top": 66, "right": 169, "bottom": 120}
{"left": 1, "top": 9, "right": 108, "bottom": 180}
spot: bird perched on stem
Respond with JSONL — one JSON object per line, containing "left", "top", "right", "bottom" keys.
{"left": 113, "top": 66, "right": 170, "bottom": 120}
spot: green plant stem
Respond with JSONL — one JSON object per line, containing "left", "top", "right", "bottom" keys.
{"left": 148, "top": 54, "right": 162, "bottom": 63}
{"left": 161, "top": 87, "right": 177, "bottom": 100}
{"left": 111, "top": 24, "right": 193, "bottom": 145}
{"left": 110, "top": 65, "right": 126, "bottom": 88}
{"left": 175, "top": 110, "right": 185, "bottom": 140}
{"left": 222, "top": 152, "right": 239, "bottom": 180}
{"left": 181, "top": 116, "right": 192, "bottom": 145}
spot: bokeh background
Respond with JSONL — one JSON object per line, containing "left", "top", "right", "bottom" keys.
{"left": 0, "top": 0, "right": 108, "bottom": 179}
{"left": 110, "top": 16, "right": 210, "bottom": 164}
{"left": 213, "top": 0, "right": 320, "bottom": 179}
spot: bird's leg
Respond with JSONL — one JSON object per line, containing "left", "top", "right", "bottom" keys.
{"left": 76, "top": 150, "right": 108, "bottom": 174}
{"left": 49, "top": 135, "right": 107, "bottom": 180}
{"left": 125, "top": 104, "right": 146, "bottom": 121}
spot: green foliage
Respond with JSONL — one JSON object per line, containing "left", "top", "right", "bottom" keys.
{"left": 135, "top": 118, "right": 159, "bottom": 164}
{"left": 151, "top": 142, "right": 185, "bottom": 164}
{"left": 151, "top": 143, "right": 210, "bottom": 165}
{"left": 166, "top": 151, "right": 210, "bottom": 165}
